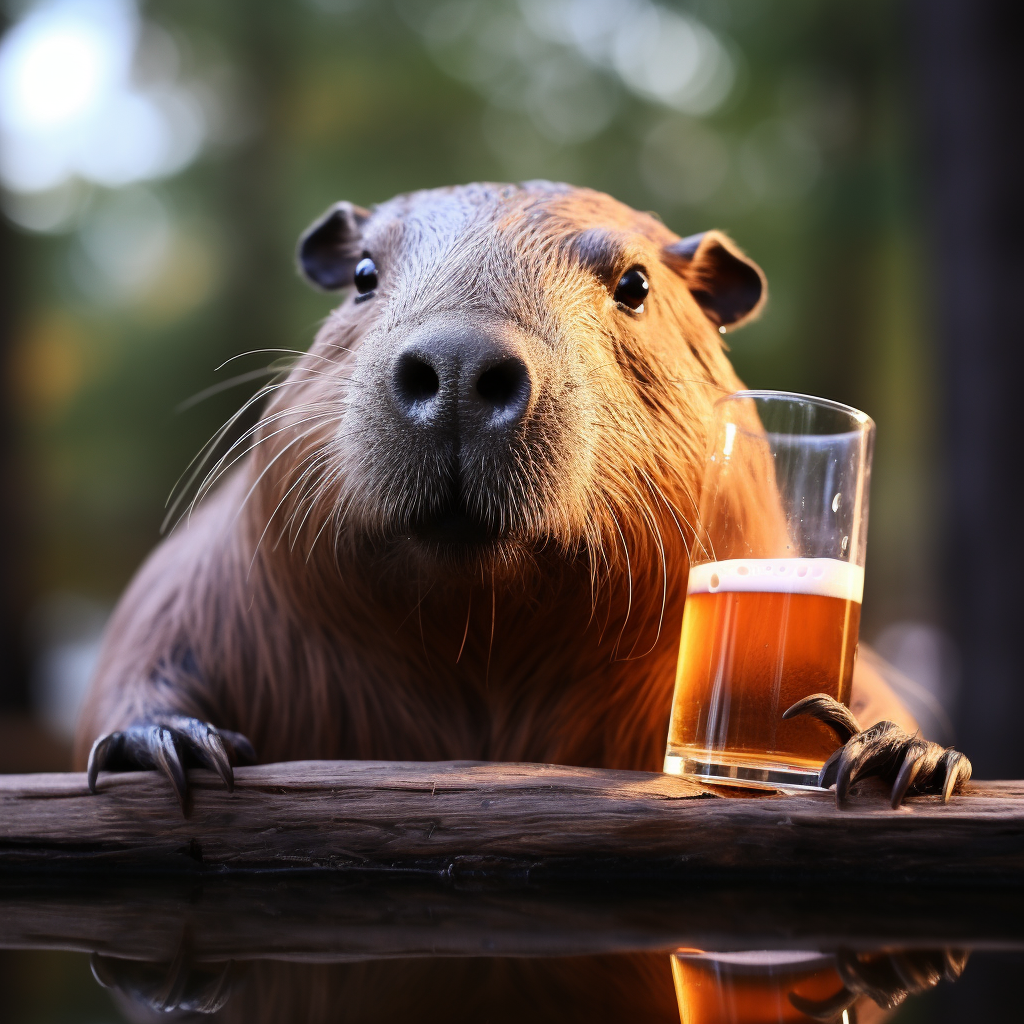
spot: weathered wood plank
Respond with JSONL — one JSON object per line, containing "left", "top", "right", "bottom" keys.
{"left": 1, "top": 761, "right": 1022, "bottom": 882}
{"left": 2, "top": 876, "right": 1022, "bottom": 963}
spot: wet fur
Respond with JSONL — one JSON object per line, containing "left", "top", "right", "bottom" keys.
{"left": 73, "top": 181, "right": 906, "bottom": 774}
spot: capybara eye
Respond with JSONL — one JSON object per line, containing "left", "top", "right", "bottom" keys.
{"left": 614, "top": 267, "right": 648, "bottom": 312}
{"left": 354, "top": 256, "right": 378, "bottom": 294}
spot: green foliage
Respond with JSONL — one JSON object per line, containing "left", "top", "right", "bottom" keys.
{"left": 9, "top": 0, "right": 931, "bottom": 627}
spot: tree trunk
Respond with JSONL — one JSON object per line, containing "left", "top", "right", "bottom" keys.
{"left": 912, "top": 0, "right": 1024, "bottom": 779}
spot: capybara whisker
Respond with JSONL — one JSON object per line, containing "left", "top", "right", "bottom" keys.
{"left": 213, "top": 347, "right": 329, "bottom": 371}
{"left": 166, "top": 388, "right": 342, "bottom": 530}
{"left": 263, "top": 445, "right": 337, "bottom": 554}
{"left": 176, "top": 366, "right": 283, "bottom": 413}
{"left": 187, "top": 407, "right": 340, "bottom": 527}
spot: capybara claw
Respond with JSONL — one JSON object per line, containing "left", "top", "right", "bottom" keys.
{"left": 784, "top": 693, "right": 972, "bottom": 808}
{"left": 86, "top": 732, "right": 120, "bottom": 794}
{"left": 788, "top": 948, "right": 969, "bottom": 1017}
{"left": 161, "top": 715, "right": 234, "bottom": 792}
{"left": 782, "top": 692, "right": 861, "bottom": 742}
{"left": 86, "top": 716, "right": 256, "bottom": 815}
{"left": 218, "top": 728, "right": 257, "bottom": 766}
{"left": 91, "top": 950, "right": 244, "bottom": 1014}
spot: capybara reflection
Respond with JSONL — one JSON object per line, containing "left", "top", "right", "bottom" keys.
{"left": 99, "top": 951, "right": 909, "bottom": 1024}
{"left": 104, "top": 954, "right": 679, "bottom": 1024}
{"left": 74, "top": 182, "right": 912, "bottom": 794}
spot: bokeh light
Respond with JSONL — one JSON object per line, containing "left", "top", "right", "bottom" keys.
{"left": 0, "top": 0, "right": 207, "bottom": 219}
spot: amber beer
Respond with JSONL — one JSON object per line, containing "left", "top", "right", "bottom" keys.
{"left": 671, "top": 951, "right": 850, "bottom": 1024}
{"left": 665, "top": 557, "right": 863, "bottom": 783}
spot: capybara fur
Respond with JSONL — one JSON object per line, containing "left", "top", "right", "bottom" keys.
{"left": 74, "top": 181, "right": 913, "bottom": 778}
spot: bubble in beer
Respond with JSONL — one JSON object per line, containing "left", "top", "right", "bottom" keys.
{"left": 709, "top": 572, "right": 720, "bottom": 590}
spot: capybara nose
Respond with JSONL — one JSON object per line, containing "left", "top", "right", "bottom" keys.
{"left": 473, "top": 356, "right": 531, "bottom": 427}
{"left": 392, "top": 350, "right": 442, "bottom": 416}
{"left": 390, "top": 329, "right": 532, "bottom": 435}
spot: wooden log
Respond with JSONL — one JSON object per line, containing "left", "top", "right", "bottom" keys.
{"left": 2, "top": 876, "right": 1023, "bottom": 964}
{"left": 2, "top": 761, "right": 1023, "bottom": 884}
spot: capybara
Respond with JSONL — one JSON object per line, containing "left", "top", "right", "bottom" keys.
{"left": 100, "top": 954, "right": 682, "bottom": 1024}
{"left": 95, "top": 947, "right": 911, "bottom": 1023}
{"left": 73, "top": 181, "right": 915, "bottom": 799}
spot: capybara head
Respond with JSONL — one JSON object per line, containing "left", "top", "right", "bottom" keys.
{"left": 247, "top": 181, "right": 765, "bottom": 594}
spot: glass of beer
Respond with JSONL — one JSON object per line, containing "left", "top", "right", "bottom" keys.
{"left": 671, "top": 950, "right": 853, "bottom": 1024}
{"left": 664, "top": 391, "right": 874, "bottom": 789}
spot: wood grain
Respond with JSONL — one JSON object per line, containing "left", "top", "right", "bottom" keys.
{"left": 2, "top": 761, "right": 1023, "bottom": 883}
{"left": 2, "top": 876, "right": 1022, "bottom": 964}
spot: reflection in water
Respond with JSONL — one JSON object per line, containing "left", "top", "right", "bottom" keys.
{"left": 91, "top": 952, "right": 246, "bottom": 1015}
{"left": 91, "top": 946, "right": 970, "bottom": 1023}
{"left": 673, "top": 951, "right": 851, "bottom": 1024}
{"left": 670, "top": 949, "right": 970, "bottom": 1024}
{"left": 98, "top": 954, "right": 680, "bottom": 1023}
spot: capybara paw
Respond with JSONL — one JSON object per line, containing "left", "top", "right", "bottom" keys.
{"left": 783, "top": 694, "right": 972, "bottom": 809}
{"left": 91, "top": 951, "right": 244, "bottom": 1014}
{"left": 788, "top": 948, "right": 970, "bottom": 1018}
{"left": 86, "top": 715, "right": 256, "bottom": 813}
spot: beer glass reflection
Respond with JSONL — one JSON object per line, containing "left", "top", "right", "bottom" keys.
{"left": 671, "top": 947, "right": 969, "bottom": 1024}
{"left": 665, "top": 391, "right": 874, "bottom": 789}
{"left": 671, "top": 951, "right": 852, "bottom": 1024}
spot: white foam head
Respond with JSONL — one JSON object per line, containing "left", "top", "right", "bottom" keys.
{"left": 686, "top": 558, "right": 864, "bottom": 602}
{"left": 673, "top": 950, "right": 830, "bottom": 968}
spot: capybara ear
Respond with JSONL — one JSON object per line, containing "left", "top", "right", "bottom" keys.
{"left": 297, "top": 201, "right": 370, "bottom": 290}
{"left": 662, "top": 230, "right": 767, "bottom": 329}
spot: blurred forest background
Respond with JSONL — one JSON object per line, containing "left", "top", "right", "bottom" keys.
{"left": 1, "top": 1, "right": 1023, "bottom": 1021}
{"left": 0, "top": 0, "right": 1018, "bottom": 778}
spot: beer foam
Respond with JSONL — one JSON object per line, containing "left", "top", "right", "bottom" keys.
{"left": 674, "top": 951, "right": 829, "bottom": 967}
{"left": 687, "top": 557, "right": 864, "bottom": 602}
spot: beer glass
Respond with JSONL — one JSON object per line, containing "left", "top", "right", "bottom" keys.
{"left": 664, "top": 391, "right": 874, "bottom": 789}
{"left": 671, "top": 950, "right": 852, "bottom": 1024}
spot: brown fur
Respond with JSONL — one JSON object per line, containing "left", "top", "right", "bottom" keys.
{"left": 74, "top": 181, "right": 912, "bottom": 774}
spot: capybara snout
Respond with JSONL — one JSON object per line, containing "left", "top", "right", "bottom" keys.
{"left": 386, "top": 320, "right": 538, "bottom": 544}
{"left": 335, "top": 311, "right": 574, "bottom": 553}
{"left": 390, "top": 324, "right": 534, "bottom": 435}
